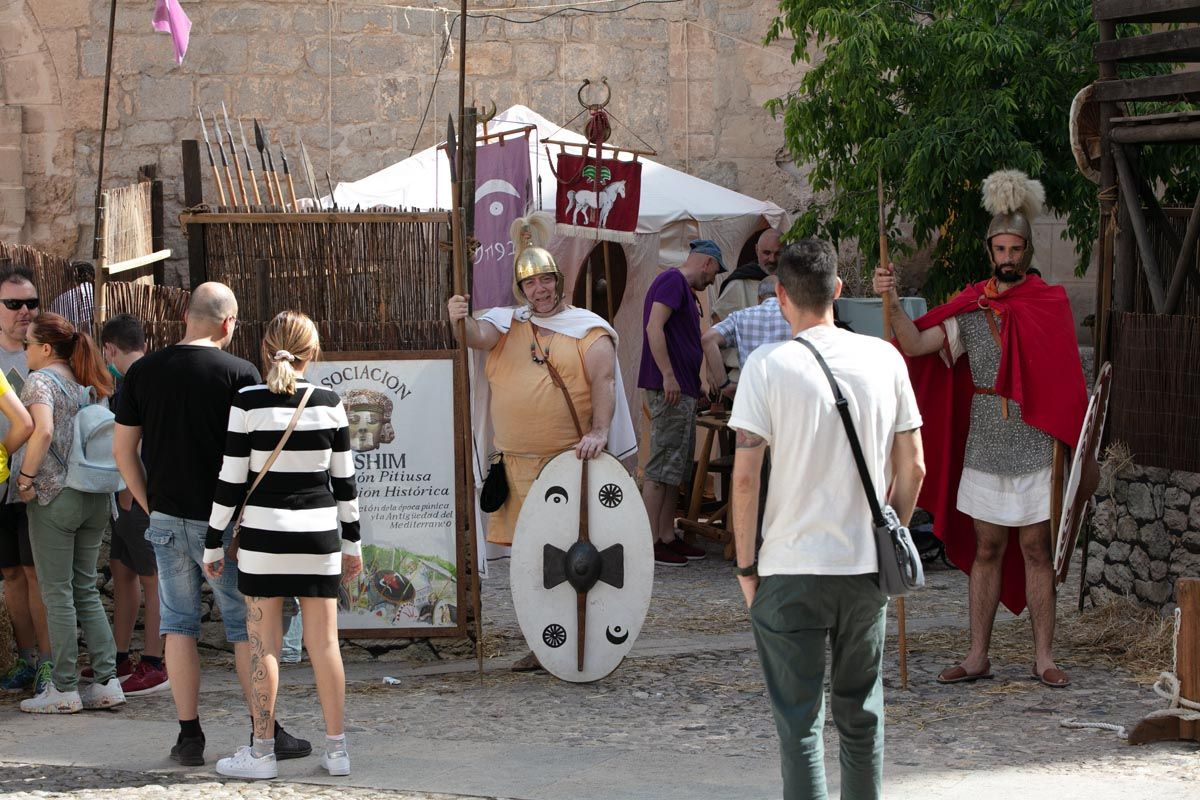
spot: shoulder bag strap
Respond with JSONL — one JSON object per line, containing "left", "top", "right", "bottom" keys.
{"left": 792, "top": 336, "right": 887, "bottom": 527}
{"left": 34, "top": 368, "right": 84, "bottom": 467}
{"left": 532, "top": 328, "right": 585, "bottom": 439}
{"left": 232, "top": 385, "right": 316, "bottom": 533}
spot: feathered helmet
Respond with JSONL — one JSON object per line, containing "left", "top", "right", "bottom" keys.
{"left": 510, "top": 212, "right": 563, "bottom": 306}
{"left": 981, "top": 169, "right": 1044, "bottom": 271}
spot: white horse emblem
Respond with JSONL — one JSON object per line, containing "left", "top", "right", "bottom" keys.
{"left": 565, "top": 180, "right": 627, "bottom": 227}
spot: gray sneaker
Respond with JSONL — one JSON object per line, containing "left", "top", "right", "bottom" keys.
{"left": 320, "top": 747, "right": 350, "bottom": 776}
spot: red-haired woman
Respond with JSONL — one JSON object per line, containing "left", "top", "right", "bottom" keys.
{"left": 15, "top": 312, "right": 123, "bottom": 714}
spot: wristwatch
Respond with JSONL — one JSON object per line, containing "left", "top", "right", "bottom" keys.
{"left": 734, "top": 562, "right": 757, "bottom": 577}
{"left": 718, "top": 377, "right": 732, "bottom": 389}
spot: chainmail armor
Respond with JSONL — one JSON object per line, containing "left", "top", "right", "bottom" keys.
{"left": 958, "top": 310, "right": 1054, "bottom": 475}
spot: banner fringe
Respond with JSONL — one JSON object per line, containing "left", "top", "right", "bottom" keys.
{"left": 555, "top": 223, "right": 637, "bottom": 244}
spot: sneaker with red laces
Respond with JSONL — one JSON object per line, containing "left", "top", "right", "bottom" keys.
{"left": 667, "top": 536, "right": 706, "bottom": 561}
{"left": 122, "top": 660, "right": 170, "bottom": 696}
{"left": 653, "top": 541, "right": 688, "bottom": 567}
{"left": 80, "top": 659, "right": 133, "bottom": 684}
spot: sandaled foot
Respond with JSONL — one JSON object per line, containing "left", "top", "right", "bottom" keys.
{"left": 510, "top": 652, "right": 543, "bottom": 672}
{"left": 1031, "top": 665, "right": 1070, "bottom": 688}
{"left": 936, "top": 661, "right": 994, "bottom": 684}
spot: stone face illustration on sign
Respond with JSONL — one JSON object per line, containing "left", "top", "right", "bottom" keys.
{"left": 307, "top": 356, "right": 460, "bottom": 632}
{"left": 511, "top": 451, "right": 653, "bottom": 682}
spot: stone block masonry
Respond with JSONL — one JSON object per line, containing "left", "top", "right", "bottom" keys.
{"left": 1087, "top": 462, "right": 1200, "bottom": 611}
{"left": 0, "top": 0, "right": 1096, "bottom": 320}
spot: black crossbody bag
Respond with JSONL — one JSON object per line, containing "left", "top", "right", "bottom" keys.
{"left": 793, "top": 336, "right": 925, "bottom": 597}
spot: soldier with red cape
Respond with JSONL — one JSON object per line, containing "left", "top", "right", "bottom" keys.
{"left": 874, "top": 170, "right": 1086, "bottom": 688}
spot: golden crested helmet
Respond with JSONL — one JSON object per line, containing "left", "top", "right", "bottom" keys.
{"left": 509, "top": 212, "right": 564, "bottom": 306}
{"left": 981, "top": 169, "right": 1044, "bottom": 271}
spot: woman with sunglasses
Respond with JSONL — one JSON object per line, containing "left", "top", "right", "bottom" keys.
{"left": 16, "top": 313, "right": 123, "bottom": 714}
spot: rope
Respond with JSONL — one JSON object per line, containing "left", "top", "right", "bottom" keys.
{"left": 1059, "top": 608, "right": 1200, "bottom": 740}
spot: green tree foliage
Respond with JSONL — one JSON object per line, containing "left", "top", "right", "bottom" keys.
{"left": 766, "top": 1, "right": 1102, "bottom": 301}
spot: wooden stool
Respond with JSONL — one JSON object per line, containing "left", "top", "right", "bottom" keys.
{"left": 678, "top": 411, "right": 735, "bottom": 560}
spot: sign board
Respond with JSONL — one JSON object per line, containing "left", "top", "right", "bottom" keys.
{"left": 308, "top": 351, "right": 469, "bottom": 638}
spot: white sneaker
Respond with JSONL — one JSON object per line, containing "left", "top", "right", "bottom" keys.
{"left": 320, "top": 748, "right": 350, "bottom": 776}
{"left": 216, "top": 746, "right": 278, "bottom": 780}
{"left": 80, "top": 677, "right": 126, "bottom": 709}
{"left": 20, "top": 683, "right": 82, "bottom": 714}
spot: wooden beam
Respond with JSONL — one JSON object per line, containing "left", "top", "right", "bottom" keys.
{"left": 1128, "top": 578, "right": 1200, "bottom": 744}
{"left": 1094, "top": 0, "right": 1200, "bottom": 24}
{"left": 1110, "top": 120, "right": 1200, "bottom": 144}
{"left": 1165, "top": 187, "right": 1200, "bottom": 314}
{"left": 1094, "top": 27, "right": 1200, "bottom": 62}
{"left": 104, "top": 249, "right": 172, "bottom": 275}
{"left": 1092, "top": 70, "right": 1200, "bottom": 104}
{"left": 1112, "top": 144, "right": 1168, "bottom": 312}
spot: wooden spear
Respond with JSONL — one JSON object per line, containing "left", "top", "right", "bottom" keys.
{"left": 238, "top": 117, "right": 263, "bottom": 206}
{"left": 198, "top": 107, "right": 227, "bottom": 207}
{"left": 878, "top": 167, "right": 909, "bottom": 691}
{"left": 222, "top": 102, "right": 249, "bottom": 207}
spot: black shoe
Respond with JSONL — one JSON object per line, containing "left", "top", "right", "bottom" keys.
{"left": 274, "top": 723, "right": 312, "bottom": 760}
{"left": 169, "top": 733, "right": 205, "bottom": 766}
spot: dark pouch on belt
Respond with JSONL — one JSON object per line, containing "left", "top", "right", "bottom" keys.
{"left": 480, "top": 453, "right": 508, "bottom": 513}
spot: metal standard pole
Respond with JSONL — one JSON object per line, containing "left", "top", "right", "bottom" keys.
{"left": 92, "top": 0, "right": 118, "bottom": 259}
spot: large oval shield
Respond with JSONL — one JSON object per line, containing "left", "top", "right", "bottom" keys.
{"left": 1055, "top": 361, "right": 1113, "bottom": 585}
{"left": 511, "top": 451, "right": 653, "bottom": 682}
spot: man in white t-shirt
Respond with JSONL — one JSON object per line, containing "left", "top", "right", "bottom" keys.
{"left": 729, "top": 239, "right": 925, "bottom": 800}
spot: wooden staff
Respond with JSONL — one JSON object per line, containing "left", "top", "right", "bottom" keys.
{"left": 254, "top": 119, "right": 277, "bottom": 206}
{"left": 878, "top": 167, "right": 908, "bottom": 690}
{"left": 447, "top": 114, "right": 485, "bottom": 678}
{"left": 238, "top": 118, "right": 262, "bottom": 206}
{"left": 222, "top": 103, "right": 248, "bottom": 207}
{"left": 212, "top": 112, "right": 235, "bottom": 209}
{"left": 278, "top": 137, "right": 299, "bottom": 211}
{"left": 198, "top": 108, "right": 227, "bottom": 207}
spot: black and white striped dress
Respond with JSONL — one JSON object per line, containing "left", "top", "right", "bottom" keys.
{"left": 204, "top": 381, "right": 361, "bottom": 598}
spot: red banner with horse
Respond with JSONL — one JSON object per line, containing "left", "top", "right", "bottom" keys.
{"left": 554, "top": 154, "right": 642, "bottom": 244}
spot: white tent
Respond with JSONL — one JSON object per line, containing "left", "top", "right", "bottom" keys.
{"left": 335, "top": 105, "right": 788, "bottom": 428}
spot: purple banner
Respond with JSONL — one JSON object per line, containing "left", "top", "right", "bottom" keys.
{"left": 472, "top": 136, "right": 531, "bottom": 310}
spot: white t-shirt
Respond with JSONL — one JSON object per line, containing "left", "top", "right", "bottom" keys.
{"left": 728, "top": 325, "right": 922, "bottom": 576}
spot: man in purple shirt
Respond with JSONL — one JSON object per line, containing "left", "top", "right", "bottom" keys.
{"left": 639, "top": 239, "right": 725, "bottom": 566}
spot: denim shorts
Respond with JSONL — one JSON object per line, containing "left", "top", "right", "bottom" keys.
{"left": 147, "top": 512, "right": 247, "bottom": 642}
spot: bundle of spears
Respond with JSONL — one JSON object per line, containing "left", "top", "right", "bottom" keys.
{"left": 197, "top": 103, "right": 340, "bottom": 212}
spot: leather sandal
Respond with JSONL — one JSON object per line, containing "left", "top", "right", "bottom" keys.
{"left": 1031, "top": 665, "right": 1070, "bottom": 688}
{"left": 936, "top": 661, "right": 994, "bottom": 684}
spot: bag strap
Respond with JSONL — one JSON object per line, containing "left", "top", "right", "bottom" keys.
{"left": 233, "top": 385, "right": 316, "bottom": 527}
{"left": 792, "top": 336, "right": 887, "bottom": 527}
{"left": 531, "top": 327, "right": 585, "bottom": 439}
{"left": 34, "top": 368, "right": 86, "bottom": 468}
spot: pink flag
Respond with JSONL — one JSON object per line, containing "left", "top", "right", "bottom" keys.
{"left": 152, "top": 0, "right": 191, "bottom": 66}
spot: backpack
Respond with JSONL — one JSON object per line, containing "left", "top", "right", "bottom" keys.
{"left": 36, "top": 369, "right": 126, "bottom": 494}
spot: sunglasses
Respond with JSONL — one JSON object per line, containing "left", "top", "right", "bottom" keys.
{"left": 1, "top": 298, "right": 39, "bottom": 311}
{"left": 22, "top": 339, "right": 44, "bottom": 349}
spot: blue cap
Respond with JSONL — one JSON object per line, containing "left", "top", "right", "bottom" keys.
{"left": 689, "top": 239, "right": 727, "bottom": 273}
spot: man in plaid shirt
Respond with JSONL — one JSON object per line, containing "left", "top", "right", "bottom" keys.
{"left": 702, "top": 277, "right": 791, "bottom": 398}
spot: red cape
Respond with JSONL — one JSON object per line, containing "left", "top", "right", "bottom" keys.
{"left": 903, "top": 275, "right": 1086, "bottom": 614}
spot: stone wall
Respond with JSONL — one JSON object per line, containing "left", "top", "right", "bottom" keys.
{"left": 1, "top": 0, "right": 1093, "bottom": 333}
{"left": 1086, "top": 463, "right": 1200, "bottom": 610}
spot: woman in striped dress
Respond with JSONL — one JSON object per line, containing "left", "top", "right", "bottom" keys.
{"left": 203, "top": 311, "right": 362, "bottom": 780}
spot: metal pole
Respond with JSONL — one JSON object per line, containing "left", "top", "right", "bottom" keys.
{"left": 92, "top": 0, "right": 118, "bottom": 259}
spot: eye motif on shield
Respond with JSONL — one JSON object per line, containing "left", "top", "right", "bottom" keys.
{"left": 605, "top": 625, "right": 628, "bottom": 645}
{"left": 545, "top": 486, "right": 569, "bottom": 504}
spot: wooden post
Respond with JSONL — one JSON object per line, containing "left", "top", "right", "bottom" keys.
{"left": 1112, "top": 144, "right": 1167, "bottom": 312}
{"left": 181, "top": 139, "right": 209, "bottom": 288}
{"left": 1096, "top": 18, "right": 1117, "bottom": 370}
{"left": 1129, "top": 578, "right": 1200, "bottom": 744}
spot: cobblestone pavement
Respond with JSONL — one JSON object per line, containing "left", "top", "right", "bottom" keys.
{"left": 1, "top": 542, "right": 1198, "bottom": 798}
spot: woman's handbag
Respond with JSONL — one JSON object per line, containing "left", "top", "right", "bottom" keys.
{"left": 793, "top": 337, "right": 925, "bottom": 597}
{"left": 479, "top": 453, "right": 509, "bottom": 513}
{"left": 226, "top": 386, "right": 315, "bottom": 561}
